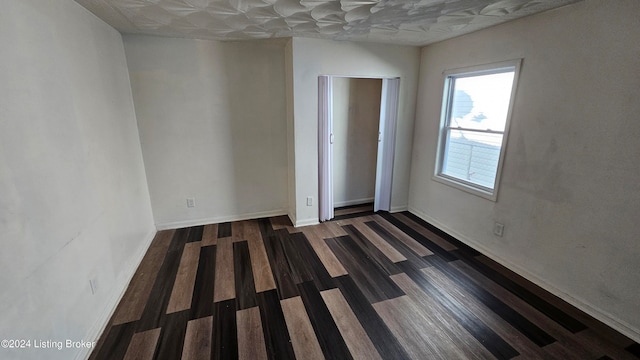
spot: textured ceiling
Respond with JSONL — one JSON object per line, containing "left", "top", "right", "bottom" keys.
{"left": 74, "top": 0, "right": 581, "bottom": 46}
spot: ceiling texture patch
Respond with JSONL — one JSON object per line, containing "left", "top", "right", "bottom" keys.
{"left": 73, "top": 0, "right": 581, "bottom": 45}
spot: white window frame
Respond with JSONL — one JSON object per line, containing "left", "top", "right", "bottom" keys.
{"left": 433, "top": 59, "right": 522, "bottom": 201}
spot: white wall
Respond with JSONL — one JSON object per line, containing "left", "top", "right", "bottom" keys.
{"left": 291, "top": 38, "right": 420, "bottom": 226}
{"left": 0, "top": 1, "right": 155, "bottom": 359}
{"left": 123, "top": 36, "right": 289, "bottom": 229}
{"left": 409, "top": 0, "right": 640, "bottom": 341}
{"left": 332, "top": 78, "right": 381, "bottom": 207}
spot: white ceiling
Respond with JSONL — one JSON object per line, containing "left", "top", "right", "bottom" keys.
{"left": 74, "top": 0, "right": 581, "bottom": 46}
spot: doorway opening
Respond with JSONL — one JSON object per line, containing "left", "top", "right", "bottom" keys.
{"left": 318, "top": 75, "right": 400, "bottom": 222}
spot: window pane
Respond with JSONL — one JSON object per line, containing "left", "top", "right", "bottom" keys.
{"left": 442, "top": 129, "right": 503, "bottom": 189}
{"left": 449, "top": 71, "right": 514, "bottom": 132}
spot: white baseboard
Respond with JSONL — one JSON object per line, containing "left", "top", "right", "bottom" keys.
{"left": 408, "top": 206, "right": 640, "bottom": 343}
{"left": 155, "top": 209, "right": 288, "bottom": 230}
{"left": 293, "top": 217, "right": 320, "bottom": 228}
{"left": 78, "top": 228, "right": 157, "bottom": 360}
{"left": 334, "top": 197, "right": 374, "bottom": 208}
{"left": 390, "top": 205, "right": 408, "bottom": 213}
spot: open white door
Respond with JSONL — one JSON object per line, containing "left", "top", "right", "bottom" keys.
{"left": 374, "top": 78, "right": 400, "bottom": 212}
{"left": 318, "top": 75, "right": 334, "bottom": 222}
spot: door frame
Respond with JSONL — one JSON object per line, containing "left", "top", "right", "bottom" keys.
{"left": 318, "top": 75, "right": 401, "bottom": 221}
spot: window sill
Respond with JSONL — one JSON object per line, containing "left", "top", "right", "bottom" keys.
{"left": 432, "top": 174, "right": 498, "bottom": 201}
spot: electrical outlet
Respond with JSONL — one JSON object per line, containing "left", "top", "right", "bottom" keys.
{"left": 89, "top": 278, "right": 99, "bottom": 295}
{"left": 186, "top": 198, "right": 196, "bottom": 208}
{"left": 493, "top": 222, "right": 505, "bottom": 237}
{"left": 306, "top": 196, "right": 313, "bottom": 206}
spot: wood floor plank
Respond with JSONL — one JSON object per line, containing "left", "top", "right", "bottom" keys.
{"left": 341, "top": 225, "right": 401, "bottom": 275}
{"left": 260, "top": 224, "right": 299, "bottom": 299}
{"left": 234, "top": 241, "right": 257, "bottom": 310}
{"left": 288, "top": 232, "right": 336, "bottom": 291}
{"left": 397, "top": 261, "right": 518, "bottom": 359}
{"left": 167, "top": 242, "right": 201, "bottom": 314}
{"left": 112, "top": 230, "right": 175, "bottom": 325}
{"left": 321, "top": 288, "right": 381, "bottom": 360}
{"left": 379, "top": 212, "right": 458, "bottom": 261}
{"left": 237, "top": 307, "right": 269, "bottom": 360}
{"left": 91, "top": 322, "right": 136, "bottom": 360}
{"left": 625, "top": 343, "right": 640, "bottom": 357}
{"left": 214, "top": 237, "right": 235, "bottom": 303}
{"left": 297, "top": 281, "right": 353, "bottom": 360}
{"left": 248, "top": 227, "right": 277, "bottom": 293}
{"left": 279, "top": 231, "right": 314, "bottom": 284}
{"left": 181, "top": 316, "right": 213, "bottom": 360}
{"left": 325, "top": 235, "right": 404, "bottom": 304}
{"left": 155, "top": 310, "right": 190, "bottom": 360}
{"left": 370, "top": 215, "right": 433, "bottom": 257}
{"left": 232, "top": 221, "right": 245, "bottom": 241}
{"left": 123, "top": 328, "right": 160, "bottom": 360}
{"left": 392, "top": 272, "right": 510, "bottom": 360}
{"left": 190, "top": 245, "right": 216, "bottom": 320}
{"left": 217, "top": 222, "right": 232, "bottom": 238}
{"left": 351, "top": 221, "right": 406, "bottom": 263}
{"left": 463, "top": 255, "right": 587, "bottom": 333}
{"left": 474, "top": 255, "right": 590, "bottom": 334}
{"left": 280, "top": 296, "right": 325, "bottom": 360}
{"left": 365, "top": 220, "right": 433, "bottom": 268}
{"left": 256, "top": 289, "right": 296, "bottom": 360}
{"left": 422, "top": 256, "right": 556, "bottom": 347}
{"left": 241, "top": 220, "right": 263, "bottom": 242}
{"left": 421, "top": 265, "right": 552, "bottom": 359}
{"left": 334, "top": 276, "right": 409, "bottom": 360}
{"left": 187, "top": 226, "right": 204, "bottom": 243}
{"left": 392, "top": 213, "right": 457, "bottom": 251}
{"left": 301, "top": 226, "right": 348, "bottom": 277}
{"left": 270, "top": 215, "right": 295, "bottom": 233}
{"left": 373, "top": 295, "right": 466, "bottom": 360}
{"left": 364, "top": 220, "right": 432, "bottom": 266}
{"left": 319, "top": 220, "right": 349, "bottom": 237}
{"left": 213, "top": 299, "right": 238, "bottom": 360}
{"left": 137, "top": 229, "right": 190, "bottom": 331}
{"left": 573, "top": 329, "right": 639, "bottom": 360}
{"left": 202, "top": 224, "right": 218, "bottom": 246}
{"left": 541, "top": 341, "right": 590, "bottom": 360}
{"left": 451, "top": 260, "right": 606, "bottom": 359}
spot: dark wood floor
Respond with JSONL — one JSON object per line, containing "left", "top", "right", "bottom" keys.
{"left": 90, "top": 206, "right": 640, "bottom": 360}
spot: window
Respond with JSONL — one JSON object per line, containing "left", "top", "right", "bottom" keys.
{"left": 434, "top": 60, "right": 521, "bottom": 200}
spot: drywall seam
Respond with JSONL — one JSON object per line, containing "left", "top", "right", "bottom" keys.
{"left": 77, "top": 229, "right": 156, "bottom": 360}
{"left": 408, "top": 206, "right": 640, "bottom": 343}
{"left": 334, "top": 197, "right": 374, "bottom": 208}
{"left": 155, "top": 209, "right": 288, "bottom": 230}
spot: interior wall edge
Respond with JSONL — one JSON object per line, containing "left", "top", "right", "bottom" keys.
{"left": 408, "top": 206, "right": 640, "bottom": 343}
{"left": 287, "top": 210, "right": 297, "bottom": 229}
{"left": 155, "top": 209, "right": 288, "bottom": 230}
{"left": 81, "top": 229, "right": 156, "bottom": 360}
